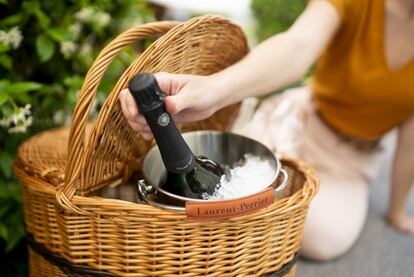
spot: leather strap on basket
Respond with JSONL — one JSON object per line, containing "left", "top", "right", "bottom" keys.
{"left": 57, "top": 22, "right": 178, "bottom": 214}
{"left": 186, "top": 187, "right": 275, "bottom": 220}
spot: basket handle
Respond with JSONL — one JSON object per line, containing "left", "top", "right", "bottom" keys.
{"left": 57, "top": 22, "right": 178, "bottom": 214}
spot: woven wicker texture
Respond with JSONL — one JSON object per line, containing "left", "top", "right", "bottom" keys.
{"left": 14, "top": 15, "right": 319, "bottom": 277}
{"left": 17, "top": 153, "right": 316, "bottom": 276}
{"left": 29, "top": 247, "right": 67, "bottom": 277}
{"left": 16, "top": 125, "right": 93, "bottom": 187}
{"left": 28, "top": 245, "right": 296, "bottom": 277}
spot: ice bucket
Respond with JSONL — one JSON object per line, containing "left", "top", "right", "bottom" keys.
{"left": 138, "top": 131, "right": 288, "bottom": 220}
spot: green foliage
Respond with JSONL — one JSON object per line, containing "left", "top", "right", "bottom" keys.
{"left": 35, "top": 33, "right": 55, "bottom": 62}
{"left": 251, "top": 0, "right": 307, "bottom": 42}
{"left": 250, "top": 0, "right": 310, "bottom": 95}
{"left": 0, "top": 179, "right": 24, "bottom": 252}
{"left": 0, "top": 0, "right": 153, "bottom": 274}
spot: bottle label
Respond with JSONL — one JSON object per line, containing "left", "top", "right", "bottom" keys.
{"left": 185, "top": 187, "right": 275, "bottom": 221}
{"left": 176, "top": 155, "right": 194, "bottom": 172}
{"left": 157, "top": 113, "right": 170, "bottom": 127}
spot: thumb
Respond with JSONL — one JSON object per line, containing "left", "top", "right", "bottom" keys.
{"left": 165, "top": 93, "right": 191, "bottom": 115}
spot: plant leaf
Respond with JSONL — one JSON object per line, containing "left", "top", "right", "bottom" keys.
{"left": 0, "top": 0, "right": 7, "bottom": 5}
{"left": 47, "top": 27, "right": 72, "bottom": 43}
{"left": 0, "top": 54, "right": 12, "bottom": 70}
{"left": 0, "top": 152, "right": 13, "bottom": 178}
{"left": 6, "top": 82, "right": 42, "bottom": 94}
{"left": 6, "top": 229, "right": 24, "bottom": 252}
{"left": 0, "top": 182, "right": 10, "bottom": 198}
{"left": 0, "top": 92, "right": 8, "bottom": 105}
{"left": 4, "top": 207, "right": 25, "bottom": 252}
{"left": 0, "top": 200, "right": 11, "bottom": 217}
{"left": 36, "top": 34, "right": 55, "bottom": 62}
{"left": 0, "top": 223, "right": 8, "bottom": 241}
{"left": 34, "top": 9, "right": 51, "bottom": 28}
{"left": 0, "top": 79, "right": 10, "bottom": 90}
{"left": 0, "top": 43, "right": 10, "bottom": 54}
{"left": 9, "top": 183, "right": 22, "bottom": 202}
{"left": 63, "top": 75, "right": 83, "bottom": 89}
{"left": 0, "top": 13, "right": 22, "bottom": 26}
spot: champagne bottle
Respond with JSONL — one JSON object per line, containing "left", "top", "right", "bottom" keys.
{"left": 128, "top": 73, "right": 222, "bottom": 199}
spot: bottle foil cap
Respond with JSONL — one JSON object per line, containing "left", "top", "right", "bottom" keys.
{"left": 128, "top": 73, "right": 165, "bottom": 112}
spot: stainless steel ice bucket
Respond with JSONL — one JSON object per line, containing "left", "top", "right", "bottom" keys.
{"left": 138, "top": 131, "right": 288, "bottom": 220}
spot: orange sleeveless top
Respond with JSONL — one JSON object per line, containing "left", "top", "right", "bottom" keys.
{"left": 312, "top": 0, "right": 414, "bottom": 139}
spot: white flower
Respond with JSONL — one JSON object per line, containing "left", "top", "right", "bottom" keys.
{"left": 1, "top": 104, "right": 33, "bottom": 133}
{"left": 8, "top": 27, "right": 23, "bottom": 48}
{"left": 9, "top": 125, "right": 28, "bottom": 133}
{"left": 94, "top": 12, "right": 111, "bottom": 28}
{"left": 60, "top": 41, "right": 77, "bottom": 59}
{"left": 75, "top": 8, "right": 94, "bottom": 23}
{"left": 69, "top": 23, "right": 82, "bottom": 37}
{"left": 0, "top": 26, "right": 23, "bottom": 49}
{"left": 79, "top": 42, "right": 92, "bottom": 57}
{"left": 74, "top": 8, "right": 110, "bottom": 29}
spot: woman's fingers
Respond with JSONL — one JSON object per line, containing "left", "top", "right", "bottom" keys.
{"left": 133, "top": 113, "right": 147, "bottom": 126}
{"left": 154, "top": 72, "right": 174, "bottom": 95}
{"left": 127, "top": 119, "right": 144, "bottom": 131}
{"left": 120, "top": 89, "right": 147, "bottom": 123}
{"left": 154, "top": 72, "right": 195, "bottom": 96}
{"left": 119, "top": 89, "right": 153, "bottom": 139}
{"left": 141, "top": 131, "right": 153, "bottom": 140}
{"left": 120, "top": 89, "right": 137, "bottom": 119}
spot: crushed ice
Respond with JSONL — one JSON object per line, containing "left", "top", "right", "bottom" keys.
{"left": 203, "top": 154, "right": 275, "bottom": 200}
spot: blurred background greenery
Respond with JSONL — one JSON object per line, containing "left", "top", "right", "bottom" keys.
{"left": 0, "top": 0, "right": 154, "bottom": 275}
{"left": 251, "top": 0, "right": 306, "bottom": 42}
{"left": 0, "top": 0, "right": 305, "bottom": 275}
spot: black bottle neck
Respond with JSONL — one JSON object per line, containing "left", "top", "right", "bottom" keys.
{"left": 129, "top": 73, "right": 195, "bottom": 174}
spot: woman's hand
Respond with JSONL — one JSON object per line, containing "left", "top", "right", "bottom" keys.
{"left": 388, "top": 114, "right": 414, "bottom": 236}
{"left": 119, "top": 72, "right": 223, "bottom": 140}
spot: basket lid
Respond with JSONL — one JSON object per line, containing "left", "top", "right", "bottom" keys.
{"left": 16, "top": 126, "right": 75, "bottom": 187}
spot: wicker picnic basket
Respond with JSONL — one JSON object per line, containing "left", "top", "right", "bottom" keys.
{"left": 14, "top": 15, "right": 319, "bottom": 276}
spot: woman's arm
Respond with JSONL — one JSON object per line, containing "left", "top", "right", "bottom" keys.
{"left": 120, "top": 0, "right": 342, "bottom": 138}
{"left": 213, "top": 0, "right": 341, "bottom": 109}
{"left": 389, "top": 114, "right": 414, "bottom": 235}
